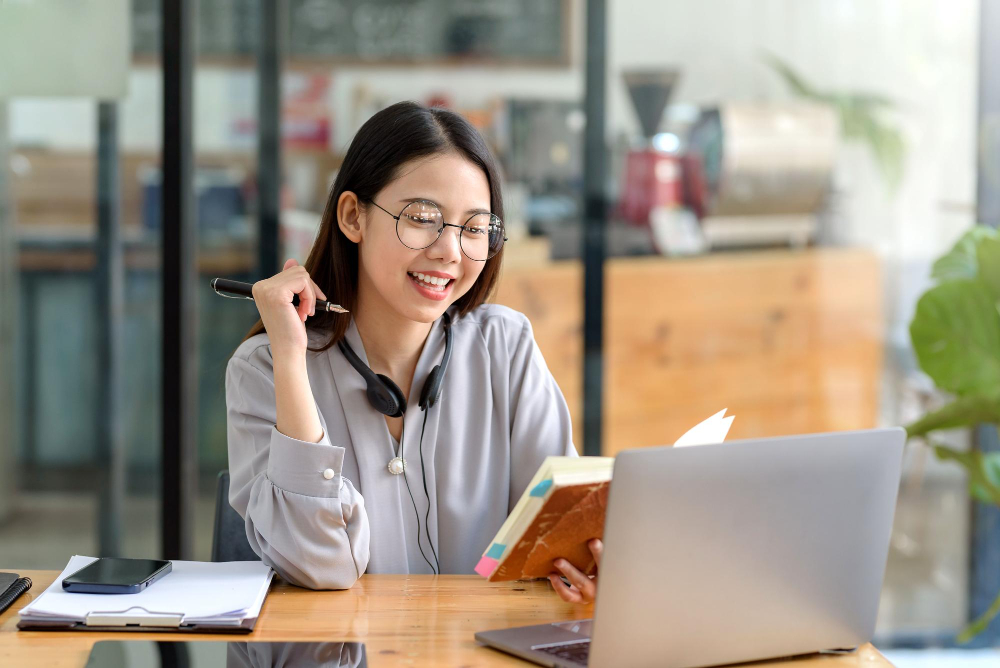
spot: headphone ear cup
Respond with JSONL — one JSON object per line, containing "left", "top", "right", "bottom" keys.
{"left": 419, "top": 314, "right": 453, "bottom": 411}
{"left": 419, "top": 365, "right": 442, "bottom": 410}
{"left": 340, "top": 339, "right": 408, "bottom": 418}
{"left": 373, "top": 373, "right": 407, "bottom": 417}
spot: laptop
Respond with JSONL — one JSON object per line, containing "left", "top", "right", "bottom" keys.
{"left": 475, "top": 427, "right": 905, "bottom": 668}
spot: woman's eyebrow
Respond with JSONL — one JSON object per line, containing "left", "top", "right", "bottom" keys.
{"left": 400, "top": 196, "right": 491, "bottom": 216}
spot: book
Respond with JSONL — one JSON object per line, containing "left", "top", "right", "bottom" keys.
{"left": 475, "top": 409, "right": 734, "bottom": 581}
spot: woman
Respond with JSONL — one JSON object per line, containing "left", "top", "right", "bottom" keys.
{"left": 226, "top": 101, "right": 602, "bottom": 604}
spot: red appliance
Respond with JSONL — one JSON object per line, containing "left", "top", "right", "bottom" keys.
{"left": 619, "top": 69, "right": 681, "bottom": 226}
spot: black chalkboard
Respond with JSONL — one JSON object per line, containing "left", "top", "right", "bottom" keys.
{"left": 132, "top": 0, "right": 569, "bottom": 65}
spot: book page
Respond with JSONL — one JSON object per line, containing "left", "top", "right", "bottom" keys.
{"left": 673, "top": 408, "right": 734, "bottom": 447}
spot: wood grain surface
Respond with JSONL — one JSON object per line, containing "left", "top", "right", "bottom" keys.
{"left": 1, "top": 569, "right": 893, "bottom": 667}
{"left": 494, "top": 248, "right": 883, "bottom": 456}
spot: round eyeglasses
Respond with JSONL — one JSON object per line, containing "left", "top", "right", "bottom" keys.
{"left": 368, "top": 199, "right": 507, "bottom": 262}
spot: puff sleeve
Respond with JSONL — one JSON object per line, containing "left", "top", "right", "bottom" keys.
{"left": 506, "top": 314, "right": 579, "bottom": 509}
{"left": 225, "top": 344, "right": 370, "bottom": 589}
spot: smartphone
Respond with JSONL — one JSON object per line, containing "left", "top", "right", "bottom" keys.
{"left": 62, "top": 558, "right": 172, "bottom": 594}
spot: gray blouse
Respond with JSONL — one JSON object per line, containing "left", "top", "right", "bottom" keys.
{"left": 227, "top": 642, "right": 365, "bottom": 668}
{"left": 225, "top": 303, "right": 578, "bottom": 590}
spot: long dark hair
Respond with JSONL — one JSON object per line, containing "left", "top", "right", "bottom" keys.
{"left": 242, "top": 101, "right": 505, "bottom": 352}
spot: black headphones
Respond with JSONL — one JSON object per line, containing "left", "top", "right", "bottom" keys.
{"left": 337, "top": 311, "right": 453, "bottom": 418}
{"left": 337, "top": 311, "right": 453, "bottom": 574}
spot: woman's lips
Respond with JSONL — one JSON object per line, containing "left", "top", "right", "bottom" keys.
{"left": 407, "top": 272, "right": 455, "bottom": 301}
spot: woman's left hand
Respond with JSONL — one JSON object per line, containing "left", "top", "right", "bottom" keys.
{"left": 548, "top": 538, "right": 603, "bottom": 604}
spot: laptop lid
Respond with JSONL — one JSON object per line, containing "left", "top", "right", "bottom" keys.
{"left": 589, "top": 427, "right": 904, "bottom": 668}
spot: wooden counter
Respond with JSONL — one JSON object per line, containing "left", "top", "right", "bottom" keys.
{"left": 1, "top": 569, "right": 893, "bottom": 667}
{"left": 495, "top": 248, "right": 883, "bottom": 456}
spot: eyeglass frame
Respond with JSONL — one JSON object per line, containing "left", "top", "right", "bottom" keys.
{"left": 366, "top": 198, "right": 508, "bottom": 262}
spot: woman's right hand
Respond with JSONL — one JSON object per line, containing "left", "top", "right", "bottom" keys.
{"left": 251, "top": 258, "right": 328, "bottom": 360}
{"left": 255, "top": 258, "right": 328, "bottom": 443}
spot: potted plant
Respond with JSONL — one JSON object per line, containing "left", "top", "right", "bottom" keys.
{"left": 906, "top": 224, "right": 1000, "bottom": 642}
{"left": 763, "top": 53, "right": 906, "bottom": 191}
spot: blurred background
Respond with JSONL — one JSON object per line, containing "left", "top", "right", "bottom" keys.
{"left": 1, "top": 0, "right": 999, "bottom": 662}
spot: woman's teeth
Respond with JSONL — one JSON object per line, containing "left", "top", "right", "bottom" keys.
{"left": 408, "top": 272, "right": 451, "bottom": 290}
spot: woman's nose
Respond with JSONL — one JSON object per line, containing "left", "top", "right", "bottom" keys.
{"left": 428, "top": 224, "right": 463, "bottom": 261}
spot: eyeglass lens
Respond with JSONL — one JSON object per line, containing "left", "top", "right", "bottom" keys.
{"left": 395, "top": 200, "right": 504, "bottom": 261}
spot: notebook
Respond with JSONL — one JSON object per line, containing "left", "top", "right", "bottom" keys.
{"left": 0, "top": 572, "right": 31, "bottom": 617}
{"left": 18, "top": 555, "right": 274, "bottom": 634}
{"left": 476, "top": 409, "right": 734, "bottom": 581}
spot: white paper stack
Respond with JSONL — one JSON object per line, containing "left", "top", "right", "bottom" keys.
{"left": 18, "top": 555, "right": 274, "bottom": 632}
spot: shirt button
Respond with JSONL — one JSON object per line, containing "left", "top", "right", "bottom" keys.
{"left": 323, "top": 468, "right": 335, "bottom": 480}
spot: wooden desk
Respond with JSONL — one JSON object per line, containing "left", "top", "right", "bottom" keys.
{"left": 1, "top": 570, "right": 893, "bottom": 667}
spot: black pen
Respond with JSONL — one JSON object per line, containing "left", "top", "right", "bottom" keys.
{"left": 211, "top": 278, "right": 349, "bottom": 313}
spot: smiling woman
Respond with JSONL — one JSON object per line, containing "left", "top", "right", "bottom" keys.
{"left": 242, "top": 102, "right": 506, "bottom": 347}
{"left": 225, "top": 102, "right": 583, "bottom": 595}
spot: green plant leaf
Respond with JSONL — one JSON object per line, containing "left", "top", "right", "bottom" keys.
{"left": 909, "top": 279, "right": 1000, "bottom": 396}
{"left": 825, "top": 97, "right": 904, "bottom": 188}
{"left": 976, "top": 235, "right": 1000, "bottom": 301}
{"left": 760, "top": 52, "right": 905, "bottom": 191}
{"left": 958, "top": 587, "right": 1000, "bottom": 643}
{"left": 860, "top": 113, "right": 906, "bottom": 192}
{"left": 843, "top": 92, "right": 895, "bottom": 110}
{"left": 760, "top": 51, "right": 818, "bottom": 98}
{"left": 933, "top": 445, "right": 1000, "bottom": 506}
{"left": 905, "top": 396, "right": 1000, "bottom": 438}
{"left": 931, "top": 226, "right": 1000, "bottom": 282}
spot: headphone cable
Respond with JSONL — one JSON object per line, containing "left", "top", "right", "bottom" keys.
{"left": 417, "top": 408, "right": 441, "bottom": 574}
{"left": 399, "top": 419, "right": 438, "bottom": 574}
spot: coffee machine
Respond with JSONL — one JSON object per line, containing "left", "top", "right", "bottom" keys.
{"left": 619, "top": 69, "right": 683, "bottom": 226}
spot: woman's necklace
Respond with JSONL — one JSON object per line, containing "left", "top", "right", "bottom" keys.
{"left": 388, "top": 428, "right": 406, "bottom": 475}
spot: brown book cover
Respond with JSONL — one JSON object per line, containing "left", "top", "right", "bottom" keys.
{"left": 488, "top": 480, "right": 609, "bottom": 582}
{"left": 478, "top": 411, "right": 732, "bottom": 582}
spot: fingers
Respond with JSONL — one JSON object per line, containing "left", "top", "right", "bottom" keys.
{"left": 258, "top": 259, "right": 328, "bottom": 322}
{"left": 298, "top": 281, "right": 315, "bottom": 322}
{"left": 553, "top": 559, "right": 597, "bottom": 603}
{"left": 548, "top": 574, "right": 584, "bottom": 604}
{"left": 588, "top": 539, "right": 603, "bottom": 568}
{"left": 277, "top": 259, "right": 322, "bottom": 321}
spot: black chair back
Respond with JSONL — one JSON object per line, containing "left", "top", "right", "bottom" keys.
{"left": 212, "top": 470, "right": 261, "bottom": 562}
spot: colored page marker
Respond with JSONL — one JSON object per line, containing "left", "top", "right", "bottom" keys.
{"left": 475, "top": 556, "right": 499, "bottom": 578}
{"left": 530, "top": 479, "right": 553, "bottom": 497}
